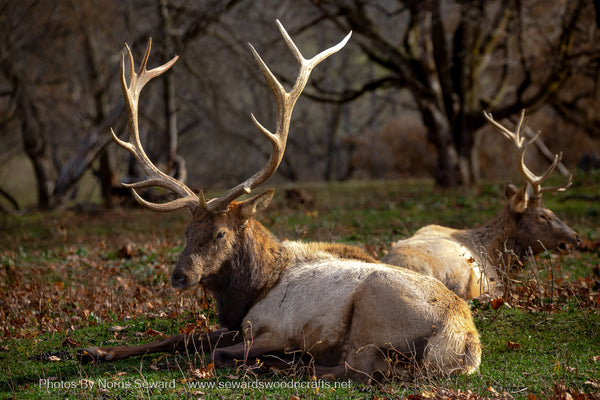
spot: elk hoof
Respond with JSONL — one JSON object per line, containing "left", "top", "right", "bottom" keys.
{"left": 77, "top": 347, "right": 111, "bottom": 363}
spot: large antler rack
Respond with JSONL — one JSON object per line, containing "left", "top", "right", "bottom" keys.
{"left": 483, "top": 110, "right": 572, "bottom": 203}
{"left": 111, "top": 21, "right": 351, "bottom": 214}
{"left": 111, "top": 39, "right": 201, "bottom": 212}
{"left": 206, "top": 20, "right": 351, "bottom": 212}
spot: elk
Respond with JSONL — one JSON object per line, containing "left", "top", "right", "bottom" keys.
{"left": 382, "top": 111, "right": 579, "bottom": 300}
{"left": 79, "top": 21, "right": 481, "bottom": 383}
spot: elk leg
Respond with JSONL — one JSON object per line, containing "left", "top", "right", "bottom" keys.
{"left": 214, "top": 341, "right": 359, "bottom": 380}
{"left": 312, "top": 364, "right": 349, "bottom": 380}
{"left": 78, "top": 329, "right": 240, "bottom": 363}
{"left": 213, "top": 331, "right": 293, "bottom": 368}
{"left": 212, "top": 334, "right": 347, "bottom": 379}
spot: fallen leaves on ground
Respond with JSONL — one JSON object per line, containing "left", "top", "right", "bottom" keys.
{"left": 0, "top": 233, "right": 207, "bottom": 339}
{"left": 506, "top": 341, "right": 521, "bottom": 350}
{"left": 144, "top": 328, "right": 166, "bottom": 337}
{"left": 188, "top": 363, "right": 214, "bottom": 380}
{"left": 61, "top": 336, "right": 80, "bottom": 347}
{"left": 403, "top": 387, "right": 513, "bottom": 400}
{"left": 472, "top": 265, "right": 599, "bottom": 313}
{"left": 402, "top": 386, "right": 600, "bottom": 400}
{"left": 108, "top": 325, "right": 128, "bottom": 332}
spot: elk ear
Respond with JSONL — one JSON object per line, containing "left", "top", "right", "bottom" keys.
{"left": 504, "top": 183, "right": 519, "bottom": 199}
{"left": 239, "top": 189, "right": 275, "bottom": 220}
{"left": 506, "top": 183, "right": 528, "bottom": 213}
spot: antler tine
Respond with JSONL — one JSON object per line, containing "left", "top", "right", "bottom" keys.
{"left": 208, "top": 21, "right": 351, "bottom": 212}
{"left": 539, "top": 171, "right": 573, "bottom": 194}
{"left": 530, "top": 152, "right": 573, "bottom": 194}
{"left": 112, "top": 38, "right": 200, "bottom": 213}
{"left": 483, "top": 110, "right": 538, "bottom": 148}
{"left": 484, "top": 109, "right": 572, "bottom": 199}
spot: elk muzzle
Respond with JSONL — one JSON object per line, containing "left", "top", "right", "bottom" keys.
{"left": 558, "top": 231, "right": 580, "bottom": 253}
{"left": 171, "top": 270, "right": 189, "bottom": 289}
{"left": 171, "top": 258, "right": 199, "bottom": 289}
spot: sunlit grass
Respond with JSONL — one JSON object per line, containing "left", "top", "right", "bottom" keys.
{"left": 1, "top": 177, "right": 599, "bottom": 399}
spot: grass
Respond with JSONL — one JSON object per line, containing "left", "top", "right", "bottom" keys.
{"left": 1, "top": 175, "right": 599, "bottom": 399}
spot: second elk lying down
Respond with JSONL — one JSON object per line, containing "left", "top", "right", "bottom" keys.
{"left": 382, "top": 111, "right": 579, "bottom": 300}
{"left": 80, "top": 21, "right": 481, "bottom": 383}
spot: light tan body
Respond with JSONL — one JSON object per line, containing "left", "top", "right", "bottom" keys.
{"left": 214, "top": 241, "right": 481, "bottom": 381}
{"left": 383, "top": 225, "right": 497, "bottom": 299}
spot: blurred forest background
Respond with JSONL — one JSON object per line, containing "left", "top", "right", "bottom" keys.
{"left": 1, "top": 0, "right": 600, "bottom": 212}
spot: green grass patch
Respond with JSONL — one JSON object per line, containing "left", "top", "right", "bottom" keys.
{"left": 1, "top": 177, "right": 599, "bottom": 399}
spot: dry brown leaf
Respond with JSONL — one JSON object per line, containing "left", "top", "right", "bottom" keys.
{"left": 190, "top": 363, "right": 214, "bottom": 380}
{"left": 145, "top": 328, "right": 165, "bottom": 337}
{"left": 507, "top": 341, "right": 521, "bottom": 350}
{"left": 108, "top": 325, "right": 128, "bottom": 332}
{"left": 62, "top": 336, "right": 80, "bottom": 347}
{"left": 117, "top": 244, "right": 134, "bottom": 259}
{"left": 491, "top": 297, "right": 504, "bottom": 310}
{"left": 584, "top": 378, "right": 599, "bottom": 389}
{"left": 47, "top": 355, "right": 61, "bottom": 362}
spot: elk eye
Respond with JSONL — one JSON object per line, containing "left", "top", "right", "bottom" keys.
{"left": 216, "top": 231, "right": 226, "bottom": 240}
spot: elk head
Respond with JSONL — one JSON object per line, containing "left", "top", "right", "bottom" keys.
{"left": 483, "top": 110, "right": 579, "bottom": 255}
{"left": 112, "top": 21, "right": 351, "bottom": 290}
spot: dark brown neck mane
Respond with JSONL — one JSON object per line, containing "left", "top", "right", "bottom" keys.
{"left": 202, "top": 219, "right": 290, "bottom": 330}
{"left": 452, "top": 206, "right": 524, "bottom": 266}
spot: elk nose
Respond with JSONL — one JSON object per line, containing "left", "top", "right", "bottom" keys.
{"left": 575, "top": 234, "right": 581, "bottom": 247}
{"left": 171, "top": 273, "right": 188, "bottom": 289}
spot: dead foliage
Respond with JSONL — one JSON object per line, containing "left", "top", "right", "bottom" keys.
{"left": 0, "top": 222, "right": 207, "bottom": 339}
{"left": 400, "top": 385, "right": 600, "bottom": 400}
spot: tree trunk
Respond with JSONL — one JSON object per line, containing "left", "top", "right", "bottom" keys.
{"left": 453, "top": 113, "right": 477, "bottom": 186}
{"left": 99, "top": 148, "right": 116, "bottom": 208}
{"left": 1, "top": 50, "right": 56, "bottom": 209}
{"left": 324, "top": 104, "right": 343, "bottom": 181}
{"left": 161, "top": 0, "right": 187, "bottom": 183}
{"left": 419, "top": 101, "right": 457, "bottom": 187}
{"left": 83, "top": 26, "right": 118, "bottom": 208}
{"left": 22, "top": 128, "right": 55, "bottom": 208}
{"left": 18, "top": 87, "right": 56, "bottom": 209}
{"left": 434, "top": 138, "right": 458, "bottom": 188}
{"left": 0, "top": 185, "right": 21, "bottom": 214}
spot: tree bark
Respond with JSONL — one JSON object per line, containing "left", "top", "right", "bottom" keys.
{"left": 324, "top": 104, "right": 344, "bottom": 181}
{"left": 161, "top": 0, "right": 187, "bottom": 183}
{"left": 1, "top": 55, "right": 56, "bottom": 209}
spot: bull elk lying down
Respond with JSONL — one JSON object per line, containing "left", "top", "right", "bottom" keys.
{"left": 79, "top": 21, "right": 481, "bottom": 382}
{"left": 382, "top": 111, "right": 579, "bottom": 300}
